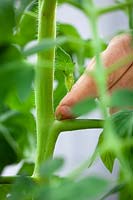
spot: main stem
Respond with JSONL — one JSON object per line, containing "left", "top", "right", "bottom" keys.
{"left": 33, "top": 0, "right": 57, "bottom": 177}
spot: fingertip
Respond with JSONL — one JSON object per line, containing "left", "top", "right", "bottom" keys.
{"left": 55, "top": 105, "right": 73, "bottom": 120}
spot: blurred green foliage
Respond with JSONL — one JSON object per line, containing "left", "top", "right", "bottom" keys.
{"left": 0, "top": 0, "right": 36, "bottom": 174}
{"left": 0, "top": 0, "right": 132, "bottom": 200}
{"left": 0, "top": 158, "right": 111, "bottom": 200}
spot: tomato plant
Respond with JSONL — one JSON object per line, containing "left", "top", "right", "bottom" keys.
{"left": 0, "top": 0, "right": 133, "bottom": 199}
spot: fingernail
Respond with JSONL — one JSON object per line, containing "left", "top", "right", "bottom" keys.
{"left": 56, "top": 105, "right": 72, "bottom": 120}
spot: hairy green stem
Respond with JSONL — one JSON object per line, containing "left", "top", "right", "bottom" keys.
{"left": 128, "top": 8, "right": 133, "bottom": 30}
{"left": 33, "top": 0, "right": 57, "bottom": 177}
{"left": 98, "top": 2, "right": 133, "bottom": 15}
{"left": 76, "top": 1, "right": 133, "bottom": 17}
{"left": 87, "top": 11, "right": 109, "bottom": 119}
{"left": 44, "top": 119, "right": 103, "bottom": 161}
{"left": 126, "top": 0, "right": 133, "bottom": 36}
{"left": 86, "top": 3, "right": 118, "bottom": 144}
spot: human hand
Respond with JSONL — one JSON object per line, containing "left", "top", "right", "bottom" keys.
{"left": 56, "top": 34, "right": 133, "bottom": 120}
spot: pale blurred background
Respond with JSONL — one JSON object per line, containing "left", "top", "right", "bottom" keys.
{"left": 2, "top": 1, "right": 129, "bottom": 199}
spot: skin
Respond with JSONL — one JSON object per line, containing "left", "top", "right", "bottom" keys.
{"left": 55, "top": 34, "right": 133, "bottom": 120}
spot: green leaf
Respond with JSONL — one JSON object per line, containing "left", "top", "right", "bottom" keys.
{"left": 110, "top": 89, "right": 133, "bottom": 108}
{"left": 115, "top": 0, "right": 125, "bottom": 3}
{"left": 9, "top": 166, "right": 111, "bottom": 200}
{"left": 101, "top": 150, "right": 115, "bottom": 173}
{"left": 15, "top": 1, "right": 37, "bottom": 46}
{"left": 23, "top": 37, "right": 66, "bottom": 56}
{"left": 15, "top": 0, "right": 34, "bottom": 13}
{"left": 6, "top": 91, "right": 35, "bottom": 113}
{"left": 100, "top": 183, "right": 125, "bottom": 200}
{"left": 0, "top": 132, "right": 18, "bottom": 174}
{"left": 83, "top": 39, "right": 107, "bottom": 58}
{"left": 98, "top": 110, "right": 133, "bottom": 172}
{"left": 55, "top": 47, "right": 75, "bottom": 91}
{"left": 40, "top": 158, "right": 64, "bottom": 178}
{"left": 15, "top": 13, "right": 37, "bottom": 46}
{"left": 0, "top": 45, "right": 22, "bottom": 64}
{"left": 121, "top": 146, "right": 133, "bottom": 175}
{"left": 0, "top": 185, "right": 11, "bottom": 200}
{"left": 0, "top": 112, "right": 19, "bottom": 174}
{"left": 15, "top": 0, "right": 36, "bottom": 23}
{"left": 71, "top": 98, "right": 97, "bottom": 116}
{"left": 0, "top": 61, "right": 34, "bottom": 102}
{"left": 0, "top": 0, "right": 15, "bottom": 44}
{"left": 57, "top": 23, "right": 106, "bottom": 76}
{"left": 0, "top": 109, "right": 36, "bottom": 172}
{"left": 55, "top": 47, "right": 74, "bottom": 73}
{"left": 54, "top": 71, "right": 67, "bottom": 110}
{"left": 58, "top": 0, "right": 85, "bottom": 11}
{"left": 10, "top": 176, "right": 36, "bottom": 200}
{"left": 50, "top": 176, "right": 110, "bottom": 200}
{"left": 17, "top": 161, "right": 34, "bottom": 176}
{"left": 97, "top": 134, "right": 115, "bottom": 173}
{"left": 119, "top": 176, "right": 133, "bottom": 200}
{"left": 111, "top": 110, "right": 133, "bottom": 138}
{"left": 57, "top": 23, "right": 82, "bottom": 54}
{"left": 0, "top": 124, "right": 18, "bottom": 156}
{"left": 54, "top": 46, "right": 75, "bottom": 109}
{"left": 3, "top": 111, "right": 36, "bottom": 159}
{"left": 119, "top": 148, "right": 133, "bottom": 199}
{"left": 58, "top": 23, "right": 81, "bottom": 40}
{"left": 65, "top": 73, "right": 75, "bottom": 91}
{"left": 0, "top": 110, "right": 18, "bottom": 123}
